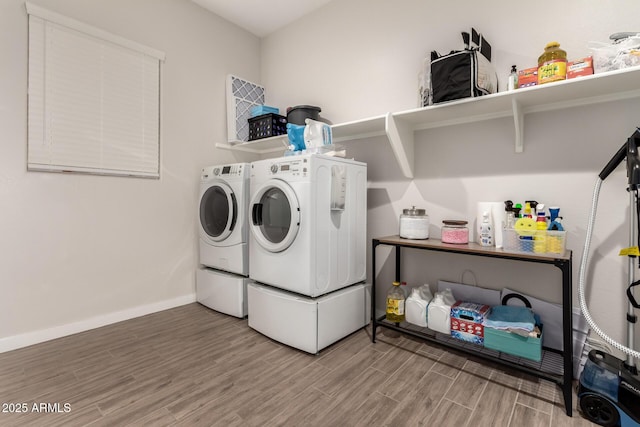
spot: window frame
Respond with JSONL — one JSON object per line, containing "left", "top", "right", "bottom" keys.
{"left": 26, "top": 2, "right": 165, "bottom": 179}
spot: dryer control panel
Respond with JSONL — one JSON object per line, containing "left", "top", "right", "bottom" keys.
{"left": 202, "top": 163, "right": 245, "bottom": 180}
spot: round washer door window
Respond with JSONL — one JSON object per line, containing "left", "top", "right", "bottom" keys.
{"left": 199, "top": 182, "right": 237, "bottom": 242}
{"left": 250, "top": 180, "right": 300, "bottom": 253}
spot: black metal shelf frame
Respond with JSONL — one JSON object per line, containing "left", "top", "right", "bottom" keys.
{"left": 371, "top": 236, "right": 574, "bottom": 417}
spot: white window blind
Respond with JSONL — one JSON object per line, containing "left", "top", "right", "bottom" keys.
{"left": 26, "top": 3, "right": 165, "bottom": 178}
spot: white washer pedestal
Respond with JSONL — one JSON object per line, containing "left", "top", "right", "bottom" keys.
{"left": 247, "top": 282, "right": 369, "bottom": 354}
{"left": 197, "top": 267, "right": 248, "bottom": 318}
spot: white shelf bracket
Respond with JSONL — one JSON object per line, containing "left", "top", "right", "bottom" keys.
{"left": 512, "top": 98, "right": 524, "bottom": 153}
{"left": 385, "top": 112, "right": 414, "bottom": 179}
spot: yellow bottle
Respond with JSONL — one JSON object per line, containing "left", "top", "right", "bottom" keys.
{"left": 538, "top": 42, "right": 567, "bottom": 85}
{"left": 386, "top": 281, "right": 406, "bottom": 323}
{"left": 534, "top": 216, "right": 548, "bottom": 253}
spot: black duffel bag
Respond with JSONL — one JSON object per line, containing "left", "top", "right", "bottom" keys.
{"left": 429, "top": 29, "right": 498, "bottom": 104}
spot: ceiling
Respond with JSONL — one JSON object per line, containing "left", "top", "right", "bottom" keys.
{"left": 191, "top": 0, "right": 335, "bottom": 37}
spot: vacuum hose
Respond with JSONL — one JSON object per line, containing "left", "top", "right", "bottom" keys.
{"left": 578, "top": 177, "right": 640, "bottom": 359}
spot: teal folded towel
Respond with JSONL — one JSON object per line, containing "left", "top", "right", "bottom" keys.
{"left": 484, "top": 305, "right": 536, "bottom": 332}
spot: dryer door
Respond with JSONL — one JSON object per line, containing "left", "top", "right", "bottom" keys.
{"left": 199, "top": 181, "right": 237, "bottom": 242}
{"left": 250, "top": 179, "right": 300, "bottom": 253}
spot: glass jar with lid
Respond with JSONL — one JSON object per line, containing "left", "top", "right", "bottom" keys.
{"left": 441, "top": 220, "right": 469, "bottom": 244}
{"left": 399, "top": 206, "right": 429, "bottom": 239}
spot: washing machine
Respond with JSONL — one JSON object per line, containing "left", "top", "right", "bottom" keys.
{"left": 248, "top": 154, "right": 367, "bottom": 297}
{"left": 199, "top": 162, "right": 249, "bottom": 275}
{"left": 197, "top": 162, "right": 250, "bottom": 318}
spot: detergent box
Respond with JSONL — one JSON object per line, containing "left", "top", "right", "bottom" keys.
{"left": 450, "top": 301, "right": 491, "bottom": 345}
{"left": 567, "top": 56, "right": 594, "bottom": 79}
{"left": 517, "top": 67, "right": 538, "bottom": 88}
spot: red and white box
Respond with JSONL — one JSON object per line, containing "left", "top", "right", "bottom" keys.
{"left": 450, "top": 301, "right": 491, "bottom": 344}
{"left": 567, "top": 56, "right": 594, "bottom": 79}
{"left": 517, "top": 67, "right": 538, "bottom": 88}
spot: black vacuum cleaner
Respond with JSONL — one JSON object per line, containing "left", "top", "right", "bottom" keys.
{"left": 577, "top": 129, "right": 640, "bottom": 427}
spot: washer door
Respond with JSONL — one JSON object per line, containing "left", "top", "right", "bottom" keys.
{"left": 250, "top": 179, "right": 300, "bottom": 253}
{"left": 199, "top": 181, "right": 237, "bottom": 242}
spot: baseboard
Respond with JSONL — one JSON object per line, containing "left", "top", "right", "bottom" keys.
{"left": 0, "top": 293, "right": 197, "bottom": 353}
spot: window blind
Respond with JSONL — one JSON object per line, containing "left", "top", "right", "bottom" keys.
{"left": 26, "top": 3, "right": 165, "bottom": 178}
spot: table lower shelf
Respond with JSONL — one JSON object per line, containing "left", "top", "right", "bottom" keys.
{"left": 374, "top": 317, "right": 565, "bottom": 384}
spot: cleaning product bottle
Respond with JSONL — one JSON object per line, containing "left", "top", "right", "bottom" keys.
{"left": 513, "top": 203, "right": 522, "bottom": 219}
{"left": 480, "top": 211, "right": 493, "bottom": 247}
{"left": 286, "top": 123, "right": 306, "bottom": 152}
{"left": 405, "top": 288, "right": 428, "bottom": 327}
{"left": 534, "top": 204, "right": 548, "bottom": 253}
{"left": 503, "top": 200, "right": 514, "bottom": 246}
{"left": 547, "top": 206, "right": 565, "bottom": 253}
{"left": 504, "top": 200, "right": 515, "bottom": 229}
{"left": 304, "top": 118, "right": 332, "bottom": 150}
{"left": 538, "top": 42, "right": 567, "bottom": 85}
{"left": 386, "top": 281, "right": 406, "bottom": 323}
{"left": 508, "top": 65, "right": 519, "bottom": 91}
{"left": 548, "top": 206, "right": 564, "bottom": 231}
{"left": 427, "top": 289, "right": 456, "bottom": 334}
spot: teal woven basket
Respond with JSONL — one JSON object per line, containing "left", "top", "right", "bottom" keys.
{"left": 484, "top": 325, "right": 543, "bottom": 362}
{"left": 484, "top": 293, "right": 542, "bottom": 362}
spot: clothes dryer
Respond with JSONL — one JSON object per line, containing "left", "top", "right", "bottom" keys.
{"left": 199, "top": 162, "right": 249, "bottom": 276}
{"left": 248, "top": 154, "right": 367, "bottom": 297}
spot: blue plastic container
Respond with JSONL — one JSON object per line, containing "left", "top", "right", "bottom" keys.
{"left": 250, "top": 105, "right": 279, "bottom": 118}
{"left": 286, "top": 123, "right": 306, "bottom": 151}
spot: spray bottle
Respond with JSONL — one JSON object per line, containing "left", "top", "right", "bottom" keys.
{"left": 504, "top": 200, "right": 515, "bottom": 229}
{"left": 513, "top": 203, "right": 522, "bottom": 219}
{"left": 548, "top": 207, "right": 564, "bottom": 231}
{"left": 480, "top": 211, "right": 493, "bottom": 246}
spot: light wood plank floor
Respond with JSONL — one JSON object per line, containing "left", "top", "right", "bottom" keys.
{"left": 0, "top": 303, "right": 597, "bottom": 426}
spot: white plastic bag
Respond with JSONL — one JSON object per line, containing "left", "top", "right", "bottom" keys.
{"left": 437, "top": 269, "right": 501, "bottom": 307}
{"left": 589, "top": 34, "right": 640, "bottom": 73}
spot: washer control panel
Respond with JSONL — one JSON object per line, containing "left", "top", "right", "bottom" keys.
{"left": 268, "top": 158, "right": 308, "bottom": 177}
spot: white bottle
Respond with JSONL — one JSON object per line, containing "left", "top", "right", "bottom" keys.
{"left": 406, "top": 288, "right": 428, "bottom": 327}
{"left": 427, "top": 289, "right": 455, "bottom": 335}
{"left": 480, "top": 211, "right": 493, "bottom": 246}
{"left": 508, "top": 65, "right": 518, "bottom": 91}
{"left": 304, "top": 118, "right": 332, "bottom": 149}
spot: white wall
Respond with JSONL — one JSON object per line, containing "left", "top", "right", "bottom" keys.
{"left": 261, "top": 0, "right": 640, "bottom": 350}
{"left": 0, "top": 0, "right": 260, "bottom": 351}
{"left": 3, "top": 0, "right": 638, "bottom": 356}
